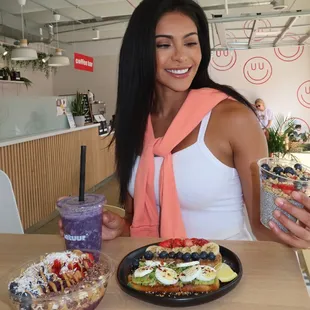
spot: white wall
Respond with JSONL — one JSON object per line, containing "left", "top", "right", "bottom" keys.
{"left": 0, "top": 68, "right": 54, "bottom": 97}
{"left": 53, "top": 54, "right": 119, "bottom": 122}
{"left": 209, "top": 45, "right": 310, "bottom": 130}
{"left": 53, "top": 37, "right": 310, "bottom": 132}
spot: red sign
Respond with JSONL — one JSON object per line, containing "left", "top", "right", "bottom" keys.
{"left": 74, "top": 53, "right": 94, "bottom": 72}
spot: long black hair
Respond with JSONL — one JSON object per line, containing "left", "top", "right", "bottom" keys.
{"left": 113, "top": 0, "right": 255, "bottom": 204}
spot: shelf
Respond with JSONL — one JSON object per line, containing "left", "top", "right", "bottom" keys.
{"left": 0, "top": 80, "right": 24, "bottom": 84}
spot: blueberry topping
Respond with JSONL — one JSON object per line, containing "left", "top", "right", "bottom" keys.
{"left": 144, "top": 251, "right": 154, "bottom": 260}
{"left": 168, "top": 251, "right": 176, "bottom": 259}
{"left": 300, "top": 176, "right": 308, "bottom": 181}
{"left": 294, "top": 163, "right": 302, "bottom": 171}
{"left": 284, "top": 167, "right": 296, "bottom": 175}
{"left": 294, "top": 181, "right": 302, "bottom": 191}
{"left": 132, "top": 258, "right": 140, "bottom": 269}
{"left": 273, "top": 166, "right": 284, "bottom": 175}
{"left": 261, "top": 163, "right": 270, "bottom": 171}
{"left": 199, "top": 251, "right": 208, "bottom": 260}
{"left": 191, "top": 252, "right": 200, "bottom": 261}
{"left": 278, "top": 177, "right": 286, "bottom": 183}
{"left": 208, "top": 252, "right": 216, "bottom": 261}
{"left": 182, "top": 252, "right": 191, "bottom": 262}
{"left": 9, "top": 281, "right": 18, "bottom": 293}
{"left": 159, "top": 251, "right": 168, "bottom": 259}
{"left": 22, "top": 292, "right": 31, "bottom": 298}
{"left": 176, "top": 251, "right": 183, "bottom": 259}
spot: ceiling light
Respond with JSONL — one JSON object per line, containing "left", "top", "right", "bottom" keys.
{"left": 42, "top": 55, "right": 50, "bottom": 63}
{"left": 48, "top": 48, "right": 70, "bottom": 67}
{"left": 48, "top": 13, "right": 70, "bottom": 67}
{"left": 11, "top": 0, "right": 38, "bottom": 61}
{"left": 0, "top": 45, "right": 6, "bottom": 55}
{"left": 92, "top": 29, "right": 100, "bottom": 40}
{"left": 271, "top": 0, "right": 288, "bottom": 10}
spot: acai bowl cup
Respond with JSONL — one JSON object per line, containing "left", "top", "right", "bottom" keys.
{"left": 7, "top": 249, "right": 115, "bottom": 310}
{"left": 258, "top": 157, "right": 310, "bottom": 233}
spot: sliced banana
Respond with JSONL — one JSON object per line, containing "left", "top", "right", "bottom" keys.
{"left": 145, "top": 261, "right": 167, "bottom": 267}
{"left": 179, "top": 265, "right": 201, "bottom": 283}
{"left": 145, "top": 245, "right": 159, "bottom": 253}
{"left": 201, "top": 242, "right": 220, "bottom": 256}
{"left": 134, "top": 266, "right": 154, "bottom": 278}
{"left": 197, "top": 266, "right": 217, "bottom": 282}
{"left": 155, "top": 267, "right": 178, "bottom": 285}
{"left": 181, "top": 247, "right": 191, "bottom": 254}
{"left": 190, "top": 245, "right": 201, "bottom": 253}
{"left": 172, "top": 247, "right": 183, "bottom": 253}
{"left": 176, "top": 261, "right": 199, "bottom": 268}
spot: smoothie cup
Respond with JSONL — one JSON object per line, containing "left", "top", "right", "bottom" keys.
{"left": 57, "top": 194, "right": 106, "bottom": 254}
{"left": 258, "top": 157, "right": 310, "bottom": 233}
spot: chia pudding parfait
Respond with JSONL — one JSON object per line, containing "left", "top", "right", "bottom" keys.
{"left": 258, "top": 157, "right": 310, "bottom": 233}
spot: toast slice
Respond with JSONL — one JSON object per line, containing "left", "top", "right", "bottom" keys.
{"left": 127, "top": 275, "right": 220, "bottom": 294}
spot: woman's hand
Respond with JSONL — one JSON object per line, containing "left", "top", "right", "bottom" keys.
{"left": 269, "top": 191, "right": 310, "bottom": 249}
{"left": 58, "top": 211, "right": 125, "bottom": 241}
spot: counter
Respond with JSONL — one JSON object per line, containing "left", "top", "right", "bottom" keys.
{"left": 0, "top": 124, "right": 115, "bottom": 230}
{"left": 0, "top": 123, "right": 100, "bottom": 147}
{"left": 0, "top": 235, "right": 309, "bottom": 310}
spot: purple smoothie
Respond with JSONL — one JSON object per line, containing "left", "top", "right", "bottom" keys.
{"left": 57, "top": 194, "right": 105, "bottom": 254}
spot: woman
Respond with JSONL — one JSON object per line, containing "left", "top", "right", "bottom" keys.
{"left": 61, "top": 0, "right": 310, "bottom": 248}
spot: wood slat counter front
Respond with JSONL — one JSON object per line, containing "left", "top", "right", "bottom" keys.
{"left": 0, "top": 125, "right": 115, "bottom": 230}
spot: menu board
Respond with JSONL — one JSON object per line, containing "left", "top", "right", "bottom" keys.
{"left": 81, "top": 94, "right": 92, "bottom": 124}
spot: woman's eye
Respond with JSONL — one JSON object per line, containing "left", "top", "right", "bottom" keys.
{"left": 156, "top": 44, "right": 171, "bottom": 48}
{"left": 186, "top": 42, "right": 198, "bottom": 46}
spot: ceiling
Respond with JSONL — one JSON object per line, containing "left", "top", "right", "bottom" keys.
{"left": 0, "top": 0, "right": 310, "bottom": 51}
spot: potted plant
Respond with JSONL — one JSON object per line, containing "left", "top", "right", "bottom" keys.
{"left": 266, "top": 115, "right": 296, "bottom": 158}
{"left": 71, "top": 91, "right": 85, "bottom": 127}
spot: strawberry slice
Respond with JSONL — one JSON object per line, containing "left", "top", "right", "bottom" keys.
{"left": 196, "top": 239, "right": 209, "bottom": 246}
{"left": 172, "top": 238, "right": 184, "bottom": 248}
{"left": 184, "top": 238, "right": 194, "bottom": 247}
{"left": 52, "top": 259, "right": 62, "bottom": 274}
{"left": 272, "top": 184, "right": 294, "bottom": 191}
{"left": 87, "top": 253, "right": 95, "bottom": 262}
{"left": 158, "top": 239, "right": 173, "bottom": 248}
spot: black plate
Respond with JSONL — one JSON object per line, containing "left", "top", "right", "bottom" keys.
{"left": 117, "top": 243, "right": 243, "bottom": 307}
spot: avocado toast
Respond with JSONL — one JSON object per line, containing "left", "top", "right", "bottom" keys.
{"left": 127, "top": 238, "right": 237, "bottom": 295}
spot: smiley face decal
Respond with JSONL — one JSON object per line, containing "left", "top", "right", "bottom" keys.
{"left": 243, "top": 57, "right": 272, "bottom": 85}
{"left": 244, "top": 20, "right": 272, "bottom": 42}
{"left": 274, "top": 33, "right": 304, "bottom": 62}
{"left": 297, "top": 80, "right": 310, "bottom": 109}
{"left": 211, "top": 46, "right": 237, "bottom": 71}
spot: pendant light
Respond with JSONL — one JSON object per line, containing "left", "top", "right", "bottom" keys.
{"left": 11, "top": 0, "right": 38, "bottom": 61}
{"left": 48, "top": 13, "right": 70, "bottom": 67}
{"left": 0, "top": 45, "right": 6, "bottom": 56}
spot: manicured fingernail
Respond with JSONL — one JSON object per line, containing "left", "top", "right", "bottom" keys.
{"left": 269, "top": 221, "right": 275, "bottom": 229}
{"left": 274, "top": 210, "right": 281, "bottom": 218}
{"left": 292, "top": 191, "right": 301, "bottom": 200}
{"left": 275, "top": 198, "right": 285, "bottom": 206}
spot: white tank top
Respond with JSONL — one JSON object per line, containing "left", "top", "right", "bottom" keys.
{"left": 128, "top": 112, "right": 254, "bottom": 241}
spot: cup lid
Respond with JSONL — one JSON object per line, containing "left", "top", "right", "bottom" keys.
{"left": 57, "top": 194, "right": 106, "bottom": 212}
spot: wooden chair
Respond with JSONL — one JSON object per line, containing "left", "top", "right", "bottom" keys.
{"left": 104, "top": 204, "right": 125, "bottom": 218}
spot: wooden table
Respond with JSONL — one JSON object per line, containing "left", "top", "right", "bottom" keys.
{"left": 0, "top": 234, "right": 309, "bottom": 310}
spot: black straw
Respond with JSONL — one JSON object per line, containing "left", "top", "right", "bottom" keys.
{"left": 79, "top": 145, "right": 87, "bottom": 202}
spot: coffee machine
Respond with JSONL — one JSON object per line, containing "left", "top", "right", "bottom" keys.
{"left": 90, "top": 101, "right": 109, "bottom": 135}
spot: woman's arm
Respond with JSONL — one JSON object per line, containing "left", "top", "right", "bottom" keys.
{"left": 121, "top": 193, "right": 134, "bottom": 236}
{"left": 227, "top": 102, "right": 283, "bottom": 243}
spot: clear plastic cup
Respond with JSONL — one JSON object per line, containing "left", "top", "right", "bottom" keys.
{"left": 258, "top": 157, "right": 310, "bottom": 233}
{"left": 57, "top": 194, "right": 106, "bottom": 253}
